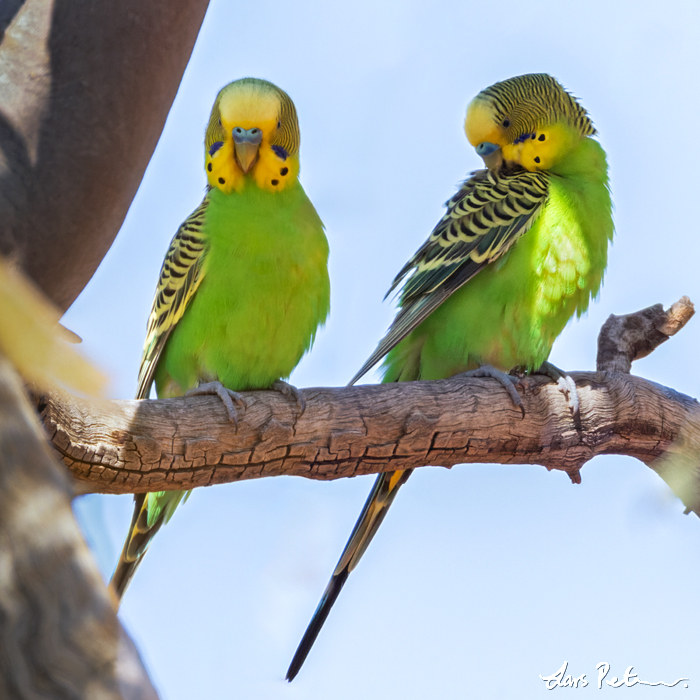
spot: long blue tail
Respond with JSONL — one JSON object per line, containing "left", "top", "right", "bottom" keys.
{"left": 286, "top": 468, "right": 412, "bottom": 681}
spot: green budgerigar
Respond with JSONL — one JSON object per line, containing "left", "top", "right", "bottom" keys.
{"left": 287, "top": 73, "right": 613, "bottom": 680}
{"left": 111, "top": 78, "right": 330, "bottom": 600}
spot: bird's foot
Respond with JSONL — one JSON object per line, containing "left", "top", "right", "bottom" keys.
{"left": 272, "top": 380, "right": 306, "bottom": 415}
{"left": 185, "top": 381, "right": 246, "bottom": 426}
{"left": 460, "top": 364, "right": 524, "bottom": 416}
{"left": 533, "top": 361, "right": 579, "bottom": 418}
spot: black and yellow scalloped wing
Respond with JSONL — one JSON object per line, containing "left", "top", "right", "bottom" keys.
{"left": 350, "top": 168, "right": 549, "bottom": 385}
{"left": 136, "top": 198, "right": 209, "bottom": 400}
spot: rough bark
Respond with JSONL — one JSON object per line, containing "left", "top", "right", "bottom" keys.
{"left": 39, "top": 372, "right": 700, "bottom": 512}
{"left": 0, "top": 0, "right": 210, "bottom": 309}
{"left": 0, "top": 354, "right": 160, "bottom": 700}
{"left": 597, "top": 296, "right": 695, "bottom": 373}
{"left": 35, "top": 299, "right": 700, "bottom": 517}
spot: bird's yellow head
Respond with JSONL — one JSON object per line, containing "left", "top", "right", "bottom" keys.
{"left": 204, "top": 78, "right": 301, "bottom": 194}
{"left": 464, "top": 74, "right": 596, "bottom": 172}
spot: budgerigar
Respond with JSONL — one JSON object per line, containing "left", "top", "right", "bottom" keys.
{"left": 287, "top": 73, "right": 613, "bottom": 680}
{"left": 111, "top": 78, "right": 330, "bottom": 600}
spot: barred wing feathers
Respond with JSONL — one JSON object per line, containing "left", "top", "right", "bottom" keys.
{"left": 349, "top": 167, "right": 549, "bottom": 386}
{"left": 136, "top": 197, "right": 209, "bottom": 399}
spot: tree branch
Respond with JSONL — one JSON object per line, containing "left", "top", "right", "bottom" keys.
{"left": 37, "top": 299, "right": 700, "bottom": 516}
{"left": 40, "top": 371, "right": 700, "bottom": 505}
{"left": 597, "top": 296, "right": 695, "bottom": 372}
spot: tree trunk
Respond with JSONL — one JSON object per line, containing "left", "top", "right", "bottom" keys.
{"left": 0, "top": 0, "right": 210, "bottom": 309}
{"left": 0, "top": 354, "right": 160, "bottom": 699}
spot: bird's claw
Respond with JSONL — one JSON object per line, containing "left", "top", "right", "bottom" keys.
{"left": 535, "top": 361, "right": 580, "bottom": 417}
{"left": 460, "top": 364, "right": 525, "bottom": 416}
{"left": 272, "top": 380, "right": 306, "bottom": 415}
{"left": 185, "top": 381, "right": 246, "bottom": 427}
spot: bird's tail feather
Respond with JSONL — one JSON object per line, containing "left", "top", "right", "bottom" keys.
{"left": 111, "top": 494, "right": 151, "bottom": 601}
{"left": 110, "top": 489, "right": 189, "bottom": 601}
{"left": 286, "top": 468, "right": 413, "bottom": 681}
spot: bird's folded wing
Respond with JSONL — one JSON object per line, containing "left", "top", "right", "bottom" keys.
{"left": 136, "top": 197, "right": 210, "bottom": 399}
{"left": 349, "top": 167, "right": 549, "bottom": 385}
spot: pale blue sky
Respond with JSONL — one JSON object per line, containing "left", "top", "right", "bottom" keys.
{"left": 67, "top": 0, "right": 700, "bottom": 697}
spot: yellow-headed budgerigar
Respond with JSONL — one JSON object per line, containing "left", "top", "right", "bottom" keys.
{"left": 111, "top": 78, "right": 330, "bottom": 600}
{"left": 287, "top": 73, "right": 613, "bottom": 680}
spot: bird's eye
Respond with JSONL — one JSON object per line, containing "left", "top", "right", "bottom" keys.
{"left": 277, "top": 120, "right": 281, "bottom": 129}
{"left": 502, "top": 118, "right": 511, "bottom": 128}
{"left": 218, "top": 118, "right": 222, "bottom": 127}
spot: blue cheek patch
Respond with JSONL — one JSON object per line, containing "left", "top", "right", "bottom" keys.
{"left": 513, "top": 132, "right": 537, "bottom": 145}
{"left": 513, "top": 134, "right": 537, "bottom": 143}
{"left": 209, "top": 141, "right": 224, "bottom": 156}
{"left": 271, "top": 145, "right": 288, "bottom": 160}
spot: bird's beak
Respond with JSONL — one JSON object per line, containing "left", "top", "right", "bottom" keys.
{"left": 232, "top": 126, "right": 263, "bottom": 174}
{"left": 475, "top": 141, "right": 503, "bottom": 171}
